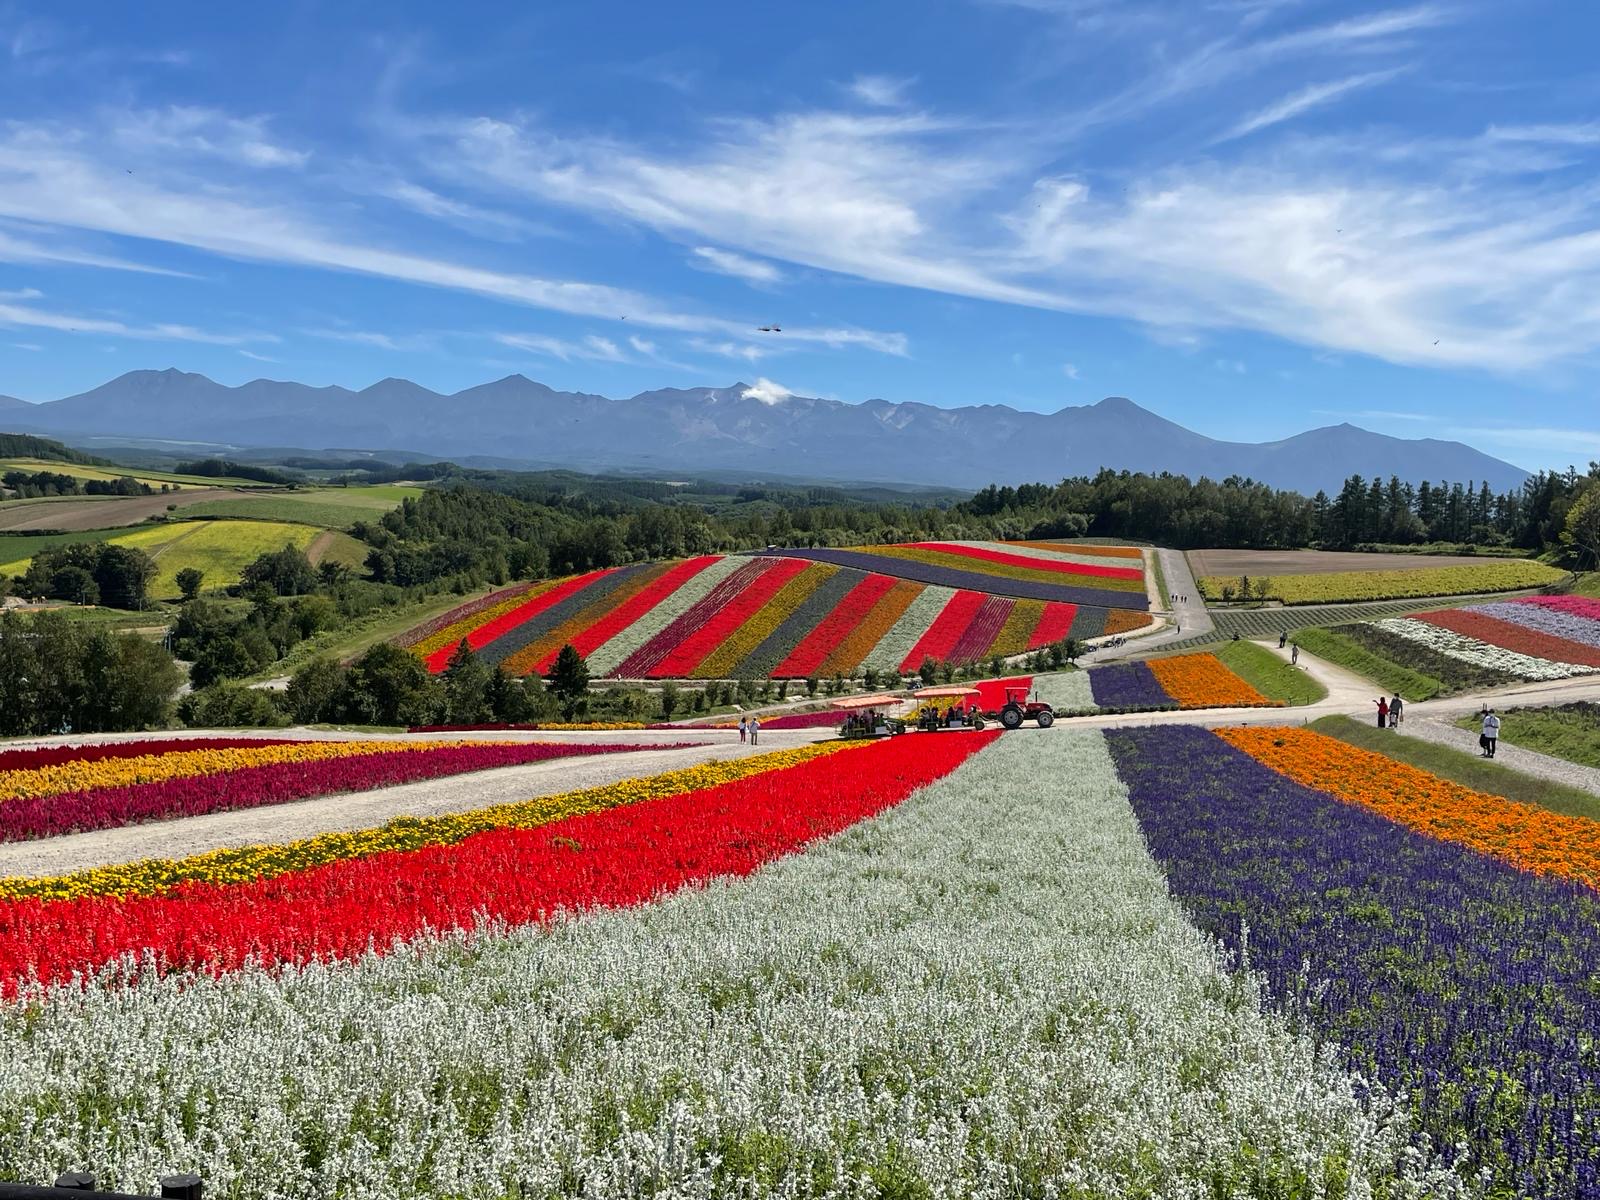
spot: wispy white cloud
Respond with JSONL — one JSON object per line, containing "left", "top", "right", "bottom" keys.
{"left": 689, "top": 245, "right": 785, "bottom": 284}
{"left": 627, "top": 334, "right": 656, "bottom": 355}
{"left": 1218, "top": 69, "right": 1402, "bottom": 141}
{"left": 1061, "top": 362, "right": 1081, "bottom": 379}
{"left": 114, "top": 105, "right": 308, "bottom": 169}
{"left": 689, "top": 338, "right": 768, "bottom": 362}
{"left": 1313, "top": 407, "right": 1434, "bottom": 421}
{"left": 847, "top": 75, "right": 913, "bottom": 107}
{"left": 495, "top": 332, "right": 627, "bottom": 362}
{"left": 0, "top": 299, "right": 274, "bottom": 345}
{"left": 10, "top": 342, "right": 42, "bottom": 351}
{"left": 1484, "top": 122, "right": 1600, "bottom": 147}
{"left": 238, "top": 349, "right": 280, "bottom": 363}
{"left": 0, "top": 225, "right": 190, "bottom": 276}
{"left": 307, "top": 329, "right": 408, "bottom": 352}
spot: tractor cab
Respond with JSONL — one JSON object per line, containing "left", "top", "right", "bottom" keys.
{"left": 991, "top": 684, "right": 1056, "bottom": 730}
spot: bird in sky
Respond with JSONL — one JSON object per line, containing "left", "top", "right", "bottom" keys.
{"left": 757, "top": 325, "right": 782, "bottom": 333}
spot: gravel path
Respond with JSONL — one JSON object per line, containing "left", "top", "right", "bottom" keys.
{"left": 1397, "top": 717, "right": 1600, "bottom": 796}
{"left": 0, "top": 739, "right": 805, "bottom": 880}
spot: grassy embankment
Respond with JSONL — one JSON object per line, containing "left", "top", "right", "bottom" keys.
{"left": 1211, "top": 640, "right": 1327, "bottom": 706}
{"left": 1313, "top": 713, "right": 1600, "bottom": 822}
{"left": 1452, "top": 702, "right": 1600, "bottom": 770}
{"left": 1291, "top": 627, "right": 1444, "bottom": 701}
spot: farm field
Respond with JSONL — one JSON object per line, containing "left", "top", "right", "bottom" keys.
{"left": 399, "top": 542, "right": 1154, "bottom": 680}
{"left": 1195, "top": 558, "right": 1564, "bottom": 604}
{"left": 173, "top": 485, "right": 423, "bottom": 529}
{"left": 1210, "top": 638, "right": 1328, "bottom": 705}
{"left": 0, "top": 483, "right": 417, "bottom": 533}
{"left": 0, "top": 519, "right": 365, "bottom": 599}
{"left": 0, "top": 457, "right": 263, "bottom": 489}
{"left": 4, "top": 725, "right": 1596, "bottom": 1194}
{"left": 1187, "top": 546, "right": 1527, "bottom": 575}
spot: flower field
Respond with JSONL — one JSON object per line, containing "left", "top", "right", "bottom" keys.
{"left": 1031, "top": 651, "right": 1279, "bottom": 714}
{"left": 1196, "top": 558, "right": 1565, "bottom": 604}
{"left": 0, "top": 730, "right": 1474, "bottom": 1197}
{"left": 400, "top": 541, "right": 1153, "bottom": 680}
{"left": 1333, "top": 596, "right": 1600, "bottom": 685}
{"left": 0, "top": 737, "right": 691, "bottom": 843}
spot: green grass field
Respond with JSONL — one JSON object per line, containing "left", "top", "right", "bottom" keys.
{"left": 1211, "top": 639, "right": 1328, "bottom": 705}
{"left": 0, "top": 528, "right": 127, "bottom": 565}
{"left": 0, "top": 457, "right": 266, "bottom": 489}
{"left": 1292, "top": 626, "right": 1444, "bottom": 701}
{"left": 1313, "top": 713, "right": 1600, "bottom": 822}
{"left": 174, "top": 486, "right": 420, "bottom": 529}
{"left": 0, "top": 519, "right": 321, "bottom": 599}
{"left": 1451, "top": 702, "right": 1600, "bottom": 770}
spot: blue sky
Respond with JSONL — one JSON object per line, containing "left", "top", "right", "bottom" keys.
{"left": 0, "top": 0, "right": 1597, "bottom": 471}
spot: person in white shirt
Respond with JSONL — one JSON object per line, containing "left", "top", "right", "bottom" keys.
{"left": 749, "top": 716, "right": 760, "bottom": 746}
{"left": 1481, "top": 709, "right": 1501, "bottom": 758}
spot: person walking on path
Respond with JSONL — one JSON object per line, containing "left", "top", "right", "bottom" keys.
{"left": 1389, "top": 694, "right": 1404, "bottom": 728}
{"left": 1375, "top": 697, "right": 1389, "bottom": 729}
{"left": 738, "top": 717, "right": 748, "bottom": 744}
{"left": 1291, "top": 643, "right": 1299, "bottom": 665}
{"left": 749, "top": 716, "right": 760, "bottom": 746}
{"left": 1481, "top": 709, "right": 1501, "bottom": 758}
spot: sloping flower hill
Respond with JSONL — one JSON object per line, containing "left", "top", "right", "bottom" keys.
{"left": 398, "top": 540, "right": 1152, "bottom": 679}
{"left": 12, "top": 724, "right": 1597, "bottom": 1194}
{"left": 1357, "top": 594, "right": 1600, "bottom": 682}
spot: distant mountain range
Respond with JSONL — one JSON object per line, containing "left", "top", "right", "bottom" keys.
{"left": 0, "top": 369, "right": 1530, "bottom": 494}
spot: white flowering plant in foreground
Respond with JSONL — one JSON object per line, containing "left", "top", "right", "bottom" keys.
{"left": 0, "top": 734, "right": 1463, "bottom": 1199}
{"left": 1032, "top": 669, "right": 1097, "bottom": 712}
{"left": 1375, "top": 617, "right": 1596, "bottom": 681}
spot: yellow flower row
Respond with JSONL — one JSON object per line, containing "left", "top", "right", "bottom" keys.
{"left": 988, "top": 599, "right": 1044, "bottom": 660}
{"left": 0, "top": 743, "right": 849, "bottom": 902}
{"left": 0, "top": 739, "right": 488, "bottom": 803}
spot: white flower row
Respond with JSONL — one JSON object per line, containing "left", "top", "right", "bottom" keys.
{"left": 1032, "top": 669, "right": 1096, "bottom": 712}
{"left": 0, "top": 734, "right": 1460, "bottom": 1198}
{"left": 859, "top": 583, "right": 956, "bottom": 673}
{"left": 1375, "top": 617, "right": 1597, "bottom": 681}
{"left": 587, "top": 555, "right": 746, "bottom": 675}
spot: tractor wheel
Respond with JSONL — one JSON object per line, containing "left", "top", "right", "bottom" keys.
{"left": 1035, "top": 710, "right": 1055, "bottom": 728}
{"left": 1000, "top": 705, "right": 1024, "bottom": 730}
{"left": 971, "top": 716, "right": 985, "bottom": 731}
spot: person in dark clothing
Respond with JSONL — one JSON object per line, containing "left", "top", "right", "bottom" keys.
{"left": 1375, "top": 697, "right": 1389, "bottom": 728}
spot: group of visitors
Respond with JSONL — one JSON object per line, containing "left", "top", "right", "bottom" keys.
{"left": 737, "top": 716, "right": 761, "bottom": 745}
{"left": 1168, "top": 592, "right": 1189, "bottom": 605}
{"left": 1374, "top": 695, "right": 1405, "bottom": 728}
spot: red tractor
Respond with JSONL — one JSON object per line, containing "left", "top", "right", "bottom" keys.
{"left": 985, "top": 685, "right": 1055, "bottom": 730}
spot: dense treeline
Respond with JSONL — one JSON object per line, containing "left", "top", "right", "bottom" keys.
{"left": 171, "top": 458, "right": 296, "bottom": 484}
{"left": 0, "top": 432, "right": 113, "bottom": 465}
{"left": 961, "top": 467, "right": 1600, "bottom": 556}
{"left": 18, "top": 542, "right": 159, "bottom": 608}
{"left": 1, "top": 469, "right": 153, "bottom": 499}
{"left": 0, "top": 611, "right": 180, "bottom": 735}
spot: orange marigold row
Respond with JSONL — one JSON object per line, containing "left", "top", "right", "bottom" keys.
{"left": 1149, "top": 653, "right": 1278, "bottom": 709}
{"left": 1217, "top": 726, "right": 1600, "bottom": 888}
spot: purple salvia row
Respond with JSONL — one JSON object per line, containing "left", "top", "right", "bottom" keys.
{"left": 1087, "top": 661, "right": 1174, "bottom": 709}
{"left": 1104, "top": 725, "right": 1600, "bottom": 1196}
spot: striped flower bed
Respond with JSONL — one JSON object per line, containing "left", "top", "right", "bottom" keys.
{"left": 399, "top": 544, "right": 1152, "bottom": 682}
{"left": 1377, "top": 615, "right": 1598, "bottom": 681}
{"left": 0, "top": 730, "right": 1470, "bottom": 1199}
{"left": 1028, "top": 654, "right": 1277, "bottom": 715}
{"left": 1107, "top": 724, "right": 1600, "bottom": 1195}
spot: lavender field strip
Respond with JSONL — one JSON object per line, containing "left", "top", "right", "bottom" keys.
{"left": 730, "top": 565, "right": 856, "bottom": 678}
{"left": 1105, "top": 724, "right": 1600, "bottom": 1196}
{"left": 1087, "top": 661, "right": 1175, "bottom": 709}
{"left": 477, "top": 564, "right": 646, "bottom": 669}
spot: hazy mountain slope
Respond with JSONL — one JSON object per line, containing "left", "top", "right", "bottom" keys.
{"left": 5, "top": 369, "right": 1530, "bottom": 493}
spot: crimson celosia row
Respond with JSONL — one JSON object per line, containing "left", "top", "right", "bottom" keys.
{"left": 0, "top": 740, "right": 692, "bottom": 843}
{"left": 0, "top": 732, "right": 993, "bottom": 988}
{"left": 0, "top": 737, "right": 288, "bottom": 772}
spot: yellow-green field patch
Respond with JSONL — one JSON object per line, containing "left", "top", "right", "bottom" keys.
{"left": 1198, "top": 560, "right": 1566, "bottom": 605}
{"left": 0, "top": 457, "right": 266, "bottom": 489}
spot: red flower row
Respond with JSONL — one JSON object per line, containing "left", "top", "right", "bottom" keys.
{"left": 393, "top": 582, "right": 532, "bottom": 649}
{"left": 424, "top": 569, "right": 618, "bottom": 672}
{"left": 900, "top": 590, "right": 987, "bottom": 672}
{"left": 536, "top": 556, "right": 721, "bottom": 673}
{"left": 908, "top": 541, "right": 1144, "bottom": 581}
{"left": 0, "top": 737, "right": 286, "bottom": 772}
{"left": 1419, "top": 608, "right": 1600, "bottom": 668}
{"left": 0, "top": 741, "right": 693, "bottom": 843}
{"left": 0, "top": 732, "right": 995, "bottom": 988}
{"left": 776, "top": 572, "right": 899, "bottom": 678}
{"left": 1028, "top": 603, "right": 1077, "bottom": 648}
{"left": 650, "top": 558, "right": 811, "bottom": 678}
